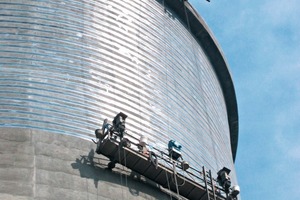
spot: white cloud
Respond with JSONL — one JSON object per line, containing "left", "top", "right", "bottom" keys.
{"left": 288, "top": 146, "right": 300, "bottom": 160}
{"left": 262, "top": 0, "right": 300, "bottom": 26}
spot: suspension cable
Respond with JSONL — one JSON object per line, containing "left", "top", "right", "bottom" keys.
{"left": 123, "top": 139, "right": 128, "bottom": 199}
{"left": 117, "top": 141, "right": 124, "bottom": 198}
{"left": 163, "top": 2, "right": 173, "bottom": 199}
{"left": 172, "top": 161, "right": 180, "bottom": 199}
{"left": 162, "top": 151, "right": 173, "bottom": 200}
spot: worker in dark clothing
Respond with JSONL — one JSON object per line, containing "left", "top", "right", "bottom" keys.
{"left": 112, "top": 112, "right": 127, "bottom": 139}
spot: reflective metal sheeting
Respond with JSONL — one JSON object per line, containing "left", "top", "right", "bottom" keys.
{"left": 0, "top": 0, "right": 236, "bottom": 182}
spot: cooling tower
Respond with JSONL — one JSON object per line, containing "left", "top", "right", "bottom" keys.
{"left": 0, "top": 0, "right": 238, "bottom": 199}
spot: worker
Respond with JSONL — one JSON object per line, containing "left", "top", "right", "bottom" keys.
{"left": 102, "top": 118, "right": 112, "bottom": 139}
{"left": 112, "top": 112, "right": 127, "bottom": 138}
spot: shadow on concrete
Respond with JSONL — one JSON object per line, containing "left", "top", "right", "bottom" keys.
{"left": 71, "top": 149, "right": 170, "bottom": 199}
{"left": 71, "top": 149, "right": 106, "bottom": 188}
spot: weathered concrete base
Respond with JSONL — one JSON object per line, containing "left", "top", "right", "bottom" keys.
{"left": 0, "top": 128, "right": 171, "bottom": 200}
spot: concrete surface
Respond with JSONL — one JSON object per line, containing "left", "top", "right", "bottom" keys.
{"left": 0, "top": 128, "right": 171, "bottom": 200}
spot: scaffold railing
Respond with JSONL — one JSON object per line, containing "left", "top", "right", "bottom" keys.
{"left": 93, "top": 127, "right": 228, "bottom": 200}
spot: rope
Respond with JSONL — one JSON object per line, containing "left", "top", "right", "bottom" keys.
{"left": 123, "top": 142, "right": 128, "bottom": 198}
{"left": 183, "top": 0, "right": 214, "bottom": 177}
{"left": 163, "top": 1, "right": 173, "bottom": 197}
{"left": 172, "top": 169, "right": 186, "bottom": 187}
{"left": 172, "top": 161, "right": 180, "bottom": 199}
{"left": 162, "top": 2, "right": 173, "bottom": 199}
{"left": 118, "top": 140, "right": 125, "bottom": 199}
{"left": 162, "top": 152, "right": 173, "bottom": 200}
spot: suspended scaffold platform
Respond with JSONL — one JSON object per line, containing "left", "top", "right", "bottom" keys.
{"left": 95, "top": 134, "right": 228, "bottom": 200}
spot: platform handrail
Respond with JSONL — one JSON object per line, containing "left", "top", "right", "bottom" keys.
{"left": 100, "top": 129, "right": 228, "bottom": 199}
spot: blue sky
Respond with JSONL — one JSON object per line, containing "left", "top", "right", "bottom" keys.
{"left": 190, "top": 0, "right": 300, "bottom": 199}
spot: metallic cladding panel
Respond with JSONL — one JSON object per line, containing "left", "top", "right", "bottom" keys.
{"left": 0, "top": 0, "right": 237, "bottom": 183}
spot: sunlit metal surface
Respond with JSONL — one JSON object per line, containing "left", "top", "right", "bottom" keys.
{"left": 0, "top": 0, "right": 237, "bottom": 183}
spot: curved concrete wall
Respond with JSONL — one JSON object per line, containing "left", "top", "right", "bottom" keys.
{"left": 0, "top": 0, "right": 238, "bottom": 198}
{"left": 0, "top": 128, "right": 170, "bottom": 200}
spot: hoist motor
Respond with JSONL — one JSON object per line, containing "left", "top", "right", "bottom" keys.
{"left": 168, "top": 140, "right": 182, "bottom": 160}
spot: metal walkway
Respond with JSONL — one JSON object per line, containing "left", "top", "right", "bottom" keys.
{"left": 96, "top": 136, "right": 227, "bottom": 200}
